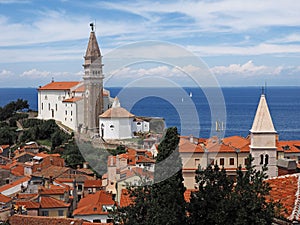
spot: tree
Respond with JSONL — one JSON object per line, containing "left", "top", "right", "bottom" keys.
{"left": 188, "top": 155, "right": 282, "bottom": 225}
{"left": 188, "top": 165, "right": 234, "bottom": 225}
{"left": 114, "top": 127, "right": 187, "bottom": 225}
{"left": 232, "top": 155, "right": 278, "bottom": 225}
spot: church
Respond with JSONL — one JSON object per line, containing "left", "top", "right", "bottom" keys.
{"left": 37, "top": 24, "right": 149, "bottom": 139}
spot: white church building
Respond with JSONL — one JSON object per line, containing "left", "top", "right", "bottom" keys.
{"left": 38, "top": 24, "right": 149, "bottom": 139}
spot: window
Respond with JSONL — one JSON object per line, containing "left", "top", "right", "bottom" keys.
{"left": 58, "top": 210, "right": 64, "bottom": 216}
{"left": 195, "top": 159, "right": 200, "bottom": 167}
{"left": 55, "top": 104, "right": 57, "bottom": 111}
{"left": 71, "top": 111, "right": 73, "bottom": 116}
{"left": 110, "top": 125, "right": 114, "bottom": 129}
{"left": 42, "top": 103, "right": 43, "bottom": 110}
{"left": 78, "top": 184, "right": 83, "bottom": 191}
{"left": 209, "top": 158, "right": 214, "bottom": 165}
{"left": 42, "top": 211, "right": 49, "bottom": 216}
{"left": 65, "top": 110, "right": 67, "bottom": 115}
{"left": 229, "top": 158, "right": 234, "bottom": 165}
{"left": 260, "top": 154, "right": 264, "bottom": 165}
{"left": 265, "top": 154, "right": 269, "bottom": 165}
{"left": 48, "top": 103, "right": 50, "bottom": 111}
{"left": 45, "top": 95, "right": 48, "bottom": 100}
{"left": 244, "top": 158, "right": 249, "bottom": 166}
{"left": 137, "top": 122, "right": 141, "bottom": 125}
{"left": 220, "top": 158, "right": 225, "bottom": 166}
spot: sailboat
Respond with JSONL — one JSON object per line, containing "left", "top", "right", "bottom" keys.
{"left": 189, "top": 92, "right": 192, "bottom": 97}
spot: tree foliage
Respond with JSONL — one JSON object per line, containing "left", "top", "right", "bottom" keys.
{"left": 0, "top": 99, "right": 29, "bottom": 121}
{"left": 188, "top": 155, "right": 282, "bottom": 225}
{"left": 114, "top": 127, "right": 187, "bottom": 225}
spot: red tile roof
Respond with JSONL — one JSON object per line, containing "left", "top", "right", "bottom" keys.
{"left": 119, "top": 189, "right": 134, "bottom": 208}
{"left": 15, "top": 200, "right": 40, "bottom": 209}
{"left": 0, "top": 193, "right": 11, "bottom": 203}
{"left": 0, "top": 176, "right": 30, "bottom": 193}
{"left": 84, "top": 179, "right": 102, "bottom": 188}
{"left": 38, "top": 81, "right": 80, "bottom": 90}
{"left": 136, "top": 155, "right": 155, "bottom": 164}
{"left": 39, "top": 185, "right": 68, "bottom": 195}
{"left": 16, "top": 193, "right": 38, "bottom": 200}
{"left": 62, "top": 97, "right": 83, "bottom": 103}
{"left": 40, "top": 196, "right": 70, "bottom": 208}
{"left": 9, "top": 214, "right": 83, "bottom": 225}
{"left": 73, "top": 190, "right": 115, "bottom": 216}
{"left": 277, "top": 141, "right": 300, "bottom": 153}
{"left": 267, "top": 174, "right": 300, "bottom": 221}
{"left": 11, "top": 164, "right": 25, "bottom": 176}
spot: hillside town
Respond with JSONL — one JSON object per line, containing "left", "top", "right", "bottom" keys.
{"left": 1, "top": 25, "right": 300, "bottom": 225}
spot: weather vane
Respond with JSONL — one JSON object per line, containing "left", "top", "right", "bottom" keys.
{"left": 90, "top": 22, "right": 94, "bottom": 32}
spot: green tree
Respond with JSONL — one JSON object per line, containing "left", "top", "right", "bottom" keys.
{"left": 62, "top": 141, "right": 85, "bottom": 168}
{"left": 114, "top": 127, "right": 187, "bottom": 225}
{"left": 188, "top": 155, "right": 282, "bottom": 225}
{"left": 232, "top": 155, "right": 278, "bottom": 225}
{"left": 188, "top": 165, "right": 234, "bottom": 225}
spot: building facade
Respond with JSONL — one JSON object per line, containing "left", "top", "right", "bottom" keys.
{"left": 38, "top": 25, "right": 111, "bottom": 133}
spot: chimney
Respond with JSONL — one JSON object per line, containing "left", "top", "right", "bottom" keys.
{"left": 83, "top": 162, "right": 89, "bottom": 169}
{"left": 189, "top": 135, "right": 193, "bottom": 143}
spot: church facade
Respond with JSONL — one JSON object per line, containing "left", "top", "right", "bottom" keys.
{"left": 38, "top": 25, "right": 111, "bottom": 134}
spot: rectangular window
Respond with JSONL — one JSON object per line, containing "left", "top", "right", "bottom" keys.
{"left": 71, "top": 111, "right": 73, "bottom": 116}
{"left": 42, "top": 211, "right": 49, "bottom": 216}
{"left": 195, "top": 159, "right": 200, "bottom": 167}
{"left": 48, "top": 103, "right": 50, "bottom": 111}
{"left": 229, "top": 158, "right": 234, "bottom": 166}
{"left": 220, "top": 158, "right": 225, "bottom": 166}
{"left": 55, "top": 104, "right": 57, "bottom": 111}
{"left": 58, "top": 210, "right": 64, "bottom": 216}
{"left": 42, "top": 103, "right": 43, "bottom": 110}
{"left": 244, "top": 158, "right": 249, "bottom": 166}
{"left": 65, "top": 110, "right": 67, "bottom": 115}
{"left": 209, "top": 158, "right": 214, "bottom": 165}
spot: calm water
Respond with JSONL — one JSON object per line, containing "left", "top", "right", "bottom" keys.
{"left": 0, "top": 87, "right": 299, "bottom": 140}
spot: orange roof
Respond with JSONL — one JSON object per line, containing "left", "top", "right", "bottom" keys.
{"left": 277, "top": 140, "right": 300, "bottom": 153}
{"left": 100, "top": 107, "right": 135, "bottom": 118}
{"left": 119, "top": 189, "right": 134, "bottom": 207}
{"left": 16, "top": 200, "right": 40, "bottom": 209}
{"left": 40, "top": 196, "right": 70, "bottom": 208}
{"left": 32, "top": 165, "right": 69, "bottom": 179}
{"left": 0, "top": 145, "right": 10, "bottom": 150}
{"left": 0, "top": 176, "right": 30, "bottom": 193}
{"left": 0, "top": 193, "right": 11, "bottom": 203}
{"left": 84, "top": 180, "right": 102, "bottom": 188}
{"left": 16, "top": 193, "right": 38, "bottom": 200}
{"left": 136, "top": 155, "right": 155, "bottom": 164}
{"left": 184, "top": 189, "right": 197, "bottom": 203}
{"left": 39, "top": 186, "right": 68, "bottom": 195}
{"left": 9, "top": 214, "right": 83, "bottom": 225}
{"left": 73, "top": 190, "right": 115, "bottom": 216}
{"left": 11, "top": 164, "right": 25, "bottom": 176}
{"left": 38, "top": 81, "right": 80, "bottom": 90}
{"left": 267, "top": 174, "right": 300, "bottom": 221}
{"left": 62, "top": 97, "right": 83, "bottom": 103}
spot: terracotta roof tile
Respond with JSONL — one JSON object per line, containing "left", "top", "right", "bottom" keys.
{"left": 73, "top": 190, "right": 115, "bottom": 216}
{"left": 119, "top": 189, "right": 134, "bottom": 208}
{"left": 16, "top": 193, "right": 38, "bottom": 200}
{"left": 0, "top": 176, "right": 30, "bottom": 193}
{"left": 32, "top": 165, "right": 69, "bottom": 179}
{"left": 11, "top": 164, "right": 25, "bottom": 176}
{"left": 9, "top": 214, "right": 83, "bottom": 225}
{"left": 99, "top": 107, "right": 135, "bottom": 118}
{"left": 84, "top": 179, "right": 102, "bottom": 188}
{"left": 0, "top": 193, "right": 11, "bottom": 203}
{"left": 40, "top": 196, "right": 70, "bottom": 208}
{"left": 15, "top": 200, "right": 40, "bottom": 209}
{"left": 62, "top": 97, "right": 83, "bottom": 103}
{"left": 38, "top": 81, "right": 80, "bottom": 90}
{"left": 267, "top": 174, "right": 300, "bottom": 221}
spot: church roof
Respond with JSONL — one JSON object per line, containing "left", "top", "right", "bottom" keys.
{"left": 250, "top": 94, "right": 276, "bottom": 133}
{"left": 99, "top": 97, "right": 135, "bottom": 118}
{"left": 84, "top": 31, "right": 101, "bottom": 65}
{"left": 38, "top": 82, "right": 80, "bottom": 91}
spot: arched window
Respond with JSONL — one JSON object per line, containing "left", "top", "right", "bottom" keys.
{"left": 265, "top": 154, "right": 269, "bottom": 165}
{"left": 260, "top": 154, "right": 264, "bottom": 165}
{"left": 110, "top": 125, "right": 114, "bottom": 129}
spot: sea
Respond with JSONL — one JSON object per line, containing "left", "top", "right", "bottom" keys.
{"left": 0, "top": 86, "right": 299, "bottom": 140}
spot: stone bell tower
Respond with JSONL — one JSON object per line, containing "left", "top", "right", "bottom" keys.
{"left": 83, "top": 23, "right": 104, "bottom": 134}
{"left": 250, "top": 91, "right": 277, "bottom": 178}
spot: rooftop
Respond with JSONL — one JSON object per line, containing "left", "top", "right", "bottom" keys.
{"left": 38, "top": 81, "right": 80, "bottom": 91}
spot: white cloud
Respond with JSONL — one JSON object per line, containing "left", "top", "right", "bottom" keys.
{"left": 0, "top": 69, "right": 13, "bottom": 77}
{"left": 211, "top": 60, "right": 283, "bottom": 77}
{"left": 20, "top": 68, "right": 82, "bottom": 80}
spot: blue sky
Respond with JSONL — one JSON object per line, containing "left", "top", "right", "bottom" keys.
{"left": 0, "top": 0, "right": 300, "bottom": 87}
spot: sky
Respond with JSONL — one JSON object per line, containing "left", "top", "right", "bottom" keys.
{"left": 0, "top": 0, "right": 300, "bottom": 87}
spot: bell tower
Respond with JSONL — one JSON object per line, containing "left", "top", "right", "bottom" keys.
{"left": 83, "top": 23, "right": 104, "bottom": 134}
{"left": 250, "top": 91, "right": 277, "bottom": 178}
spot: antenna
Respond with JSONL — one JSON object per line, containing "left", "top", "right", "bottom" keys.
{"left": 264, "top": 81, "right": 267, "bottom": 96}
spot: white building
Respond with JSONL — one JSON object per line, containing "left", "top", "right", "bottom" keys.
{"left": 99, "top": 98, "right": 135, "bottom": 140}
{"left": 38, "top": 25, "right": 112, "bottom": 133}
